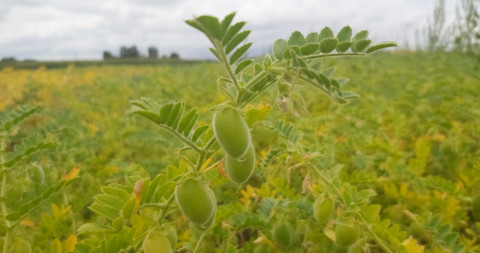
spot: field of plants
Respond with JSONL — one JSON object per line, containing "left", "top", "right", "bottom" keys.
{"left": 1, "top": 14, "right": 480, "bottom": 253}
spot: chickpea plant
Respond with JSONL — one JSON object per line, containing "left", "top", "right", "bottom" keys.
{"left": 0, "top": 105, "right": 79, "bottom": 252}
{"left": 72, "top": 12, "right": 466, "bottom": 253}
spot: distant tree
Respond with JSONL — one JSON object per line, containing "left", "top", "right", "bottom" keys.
{"left": 119, "top": 46, "right": 139, "bottom": 58}
{"left": 103, "top": 51, "right": 114, "bottom": 60}
{"left": 454, "top": 0, "right": 480, "bottom": 55}
{"left": 426, "top": 0, "right": 448, "bottom": 51}
{"left": 148, "top": 47, "right": 159, "bottom": 58}
{"left": 170, "top": 52, "right": 180, "bottom": 60}
{"left": 1, "top": 57, "right": 16, "bottom": 62}
{"left": 120, "top": 46, "right": 128, "bottom": 58}
{"left": 127, "top": 46, "right": 140, "bottom": 58}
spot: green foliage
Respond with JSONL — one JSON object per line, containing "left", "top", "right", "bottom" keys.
{"left": 2, "top": 10, "right": 479, "bottom": 253}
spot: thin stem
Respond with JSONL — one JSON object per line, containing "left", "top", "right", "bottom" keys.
{"left": 162, "top": 126, "right": 202, "bottom": 153}
{"left": 193, "top": 230, "right": 207, "bottom": 253}
{"left": 213, "top": 41, "right": 241, "bottom": 91}
{"left": 356, "top": 216, "right": 395, "bottom": 253}
{"left": 195, "top": 151, "right": 206, "bottom": 173}
{"left": 301, "top": 52, "right": 366, "bottom": 60}
{"left": 1, "top": 135, "right": 11, "bottom": 253}
{"left": 157, "top": 194, "right": 175, "bottom": 225}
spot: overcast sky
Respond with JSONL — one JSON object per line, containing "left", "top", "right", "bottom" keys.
{"left": 0, "top": 0, "right": 458, "bottom": 60}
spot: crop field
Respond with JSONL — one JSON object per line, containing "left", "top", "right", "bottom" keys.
{"left": 1, "top": 27, "right": 480, "bottom": 252}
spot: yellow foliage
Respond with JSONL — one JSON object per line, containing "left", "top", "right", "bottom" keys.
{"left": 402, "top": 236, "right": 425, "bottom": 253}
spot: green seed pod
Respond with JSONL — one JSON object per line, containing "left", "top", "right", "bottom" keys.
{"left": 194, "top": 187, "right": 217, "bottom": 231}
{"left": 213, "top": 106, "right": 251, "bottom": 158}
{"left": 335, "top": 224, "right": 358, "bottom": 246}
{"left": 272, "top": 223, "right": 294, "bottom": 250}
{"left": 143, "top": 229, "right": 173, "bottom": 253}
{"left": 164, "top": 226, "right": 177, "bottom": 252}
{"left": 225, "top": 144, "right": 255, "bottom": 184}
{"left": 313, "top": 194, "right": 334, "bottom": 223}
{"left": 175, "top": 179, "right": 216, "bottom": 227}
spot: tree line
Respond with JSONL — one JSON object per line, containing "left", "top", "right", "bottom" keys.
{"left": 103, "top": 46, "right": 180, "bottom": 60}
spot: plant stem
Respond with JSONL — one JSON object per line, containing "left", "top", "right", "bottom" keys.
{"left": 301, "top": 52, "right": 366, "bottom": 60}
{"left": 212, "top": 41, "right": 243, "bottom": 104}
{"left": 163, "top": 126, "right": 202, "bottom": 153}
{"left": 356, "top": 216, "right": 395, "bottom": 253}
{"left": 0, "top": 135, "right": 11, "bottom": 252}
{"left": 193, "top": 230, "right": 207, "bottom": 253}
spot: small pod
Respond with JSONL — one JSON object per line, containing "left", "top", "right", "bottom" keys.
{"left": 335, "top": 224, "right": 358, "bottom": 246}
{"left": 143, "top": 228, "right": 173, "bottom": 253}
{"left": 175, "top": 179, "right": 217, "bottom": 227}
{"left": 213, "top": 106, "right": 251, "bottom": 158}
{"left": 272, "top": 223, "right": 295, "bottom": 250}
{"left": 313, "top": 194, "right": 334, "bottom": 223}
{"left": 225, "top": 144, "right": 255, "bottom": 184}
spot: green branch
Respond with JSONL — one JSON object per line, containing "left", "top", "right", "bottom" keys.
{"left": 301, "top": 52, "right": 366, "bottom": 60}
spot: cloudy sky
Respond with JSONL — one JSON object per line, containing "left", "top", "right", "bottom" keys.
{"left": 0, "top": 0, "right": 458, "bottom": 60}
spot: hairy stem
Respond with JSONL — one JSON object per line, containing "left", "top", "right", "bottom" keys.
{"left": 301, "top": 52, "right": 366, "bottom": 60}
{"left": 212, "top": 40, "right": 243, "bottom": 104}
{"left": 162, "top": 126, "right": 202, "bottom": 153}
{"left": 193, "top": 230, "right": 207, "bottom": 253}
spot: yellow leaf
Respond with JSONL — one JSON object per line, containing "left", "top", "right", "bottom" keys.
{"left": 51, "top": 203, "right": 61, "bottom": 219}
{"left": 64, "top": 234, "right": 77, "bottom": 251}
{"left": 62, "top": 167, "right": 80, "bottom": 182}
{"left": 50, "top": 239, "right": 62, "bottom": 253}
{"left": 402, "top": 236, "right": 425, "bottom": 253}
{"left": 240, "top": 185, "right": 256, "bottom": 206}
{"left": 20, "top": 219, "right": 35, "bottom": 227}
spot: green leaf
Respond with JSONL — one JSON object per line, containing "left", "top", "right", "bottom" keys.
{"left": 244, "top": 102, "right": 272, "bottom": 127}
{"left": 336, "top": 41, "right": 352, "bottom": 52}
{"left": 341, "top": 91, "right": 360, "bottom": 99}
{"left": 222, "top": 22, "right": 246, "bottom": 44}
{"left": 192, "top": 125, "right": 209, "bottom": 142}
{"left": 301, "top": 43, "right": 319, "bottom": 55}
{"left": 178, "top": 108, "right": 198, "bottom": 134}
{"left": 221, "top": 12, "right": 236, "bottom": 35}
{"left": 352, "top": 39, "right": 372, "bottom": 52}
{"left": 122, "top": 198, "right": 136, "bottom": 219}
{"left": 6, "top": 180, "right": 68, "bottom": 221}
{"left": 318, "top": 27, "right": 334, "bottom": 41}
{"left": 264, "top": 120, "right": 301, "bottom": 144}
{"left": 235, "top": 59, "right": 254, "bottom": 75}
{"left": 188, "top": 15, "right": 223, "bottom": 40}
{"left": 320, "top": 38, "right": 338, "bottom": 53}
{"left": 288, "top": 31, "right": 305, "bottom": 46}
{"left": 366, "top": 41, "right": 397, "bottom": 54}
{"left": 225, "top": 30, "right": 251, "bottom": 54}
{"left": 230, "top": 42, "right": 252, "bottom": 64}
{"left": 337, "top": 26, "right": 352, "bottom": 42}
{"left": 101, "top": 186, "right": 130, "bottom": 203}
{"left": 3, "top": 135, "right": 56, "bottom": 168}
{"left": 362, "top": 204, "right": 381, "bottom": 222}
{"left": 89, "top": 203, "right": 120, "bottom": 221}
{"left": 77, "top": 223, "right": 114, "bottom": 235}
{"left": 273, "top": 39, "right": 288, "bottom": 59}
{"left": 94, "top": 194, "right": 125, "bottom": 210}
{"left": 444, "top": 232, "right": 459, "bottom": 247}
{"left": 1, "top": 105, "right": 44, "bottom": 132}
{"left": 305, "top": 32, "right": 319, "bottom": 43}
{"left": 353, "top": 30, "right": 369, "bottom": 40}
{"left": 166, "top": 102, "right": 184, "bottom": 128}
{"left": 261, "top": 148, "right": 285, "bottom": 168}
